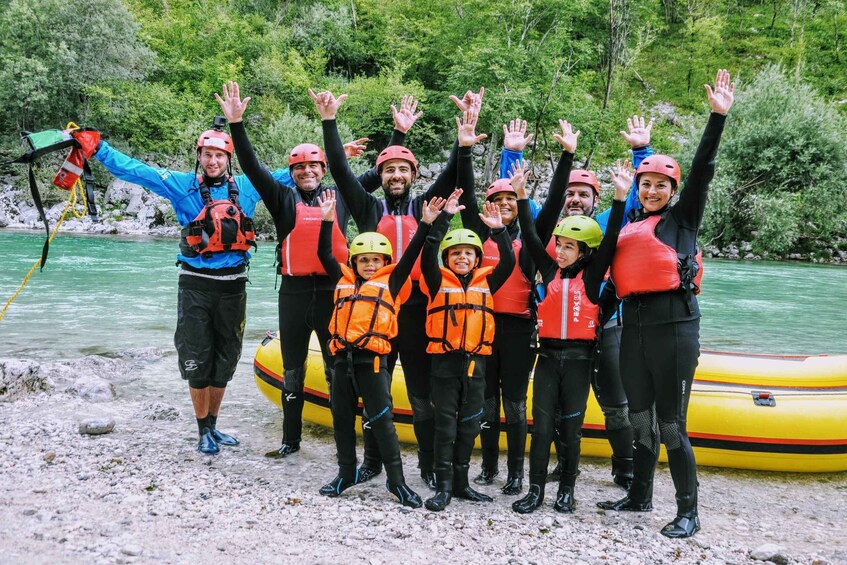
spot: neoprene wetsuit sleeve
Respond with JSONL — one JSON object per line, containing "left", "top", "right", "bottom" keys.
{"left": 322, "top": 119, "right": 381, "bottom": 230}
{"left": 361, "top": 129, "right": 406, "bottom": 193}
{"left": 424, "top": 141, "right": 460, "bottom": 200}
{"left": 421, "top": 212, "right": 453, "bottom": 300}
{"left": 535, "top": 150, "right": 575, "bottom": 242}
{"left": 517, "top": 198, "right": 556, "bottom": 277}
{"left": 389, "top": 221, "right": 431, "bottom": 297}
{"left": 230, "top": 122, "right": 291, "bottom": 223}
{"left": 318, "top": 220, "right": 343, "bottom": 284}
{"left": 582, "top": 199, "right": 625, "bottom": 304}
{"left": 595, "top": 144, "right": 652, "bottom": 233}
{"left": 486, "top": 227, "right": 516, "bottom": 294}
{"left": 674, "top": 112, "right": 726, "bottom": 230}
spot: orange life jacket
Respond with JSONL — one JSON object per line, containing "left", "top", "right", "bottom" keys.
{"left": 329, "top": 264, "right": 411, "bottom": 355}
{"left": 420, "top": 266, "right": 496, "bottom": 355}
{"left": 611, "top": 214, "right": 704, "bottom": 298}
{"left": 537, "top": 271, "right": 599, "bottom": 341}
{"left": 481, "top": 238, "right": 531, "bottom": 318}
{"left": 279, "top": 201, "right": 348, "bottom": 276}
{"left": 183, "top": 176, "right": 256, "bottom": 257}
{"left": 376, "top": 210, "right": 422, "bottom": 281}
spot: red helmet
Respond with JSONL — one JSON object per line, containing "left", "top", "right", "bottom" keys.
{"left": 635, "top": 154, "right": 681, "bottom": 187}
{"left": 289, "top": 143, "right": 327, "bottom": 167}
{"left": 196, "top": 130, "right": 233, "bottom": 156}
{"left": 485, "top": 178, "right": 516, "bottom": 200}
{"left": 568, "top": 169, "right": 600, "bottom": 196}
{"left": 376, "top": 146, "right": 418, "bottom": 175}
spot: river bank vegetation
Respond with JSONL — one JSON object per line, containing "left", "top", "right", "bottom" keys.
{"left": 1, "top": 0, "right": 846, "bottom": 258}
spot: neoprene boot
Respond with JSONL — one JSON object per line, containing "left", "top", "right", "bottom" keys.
{"left": 547, "top": 460, "right": 562, "bottom": 483}
{"left": 383, "top": 459, "right": 422, "bottom": 508}
{"left": 210, "top": 428, "right": 239, "bottom": 446}
{"left": 319, "top": 468, "right": 359, "bottom": 497}
{"left": 512, "top": 474, "right": 545, "bottom": 514}
{"left": 425, "top": 473, "right": 453, "bottom": 512}
{"left": 453, "top": 464, "right": 494, "bottom": 503}
{"left": 611, "top": 456, "right": 634, "bottom": 490}
{"left": 661, "top": 447, "right": 700, "bottom": 538}
{"left": 415, "top": 419, "right": 436, "bottom": 489}
{"left": 358, "top": 425, "right": 383, "bottom": 483}
{"left": 553, "top": 472, "right": 578, "bottom": 513}
{"left": 474, "top": 417, "right": 500, "bottom": 485}
{"left": 270, "top": 368, "right": 306, "bottom": 458}
{"left": 197, "top": 428, "right": 219, "bottom": 455}
{"left": 597, "top": 447, "right": 656, "bottom": 511}
{"left": 501, "top": 422, "right": 526, "bottom": 494}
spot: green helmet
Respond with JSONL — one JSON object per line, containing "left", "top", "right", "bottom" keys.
{"left": 440, "top": 228, "right": 483, "bottom": 255}
{"left": 552, "top": 215, "right": 603, "bottom": 248}
{"left": 350, "top": 232, "right": 393, "bottom": 261}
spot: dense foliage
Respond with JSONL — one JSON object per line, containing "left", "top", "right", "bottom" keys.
{"left": 2, "top": 0, "right": 845, "bottom": 256}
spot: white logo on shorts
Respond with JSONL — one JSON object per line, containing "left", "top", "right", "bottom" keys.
{"left": 184, "top": 360, "right": 198, "bottom": 371}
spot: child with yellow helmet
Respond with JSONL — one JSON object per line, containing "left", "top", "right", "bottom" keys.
{"left": 510, "top": 159, "right": 634, "bottom": 515}
{"left": 315, "top": 190, "right": 448, "bottom": 508}
{"left": 418, "top": 189, "right": 517, "bottom": 511}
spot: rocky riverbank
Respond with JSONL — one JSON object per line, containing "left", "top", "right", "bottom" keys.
{"left": 1, "top": 354, "right": 845, "bottom": 564}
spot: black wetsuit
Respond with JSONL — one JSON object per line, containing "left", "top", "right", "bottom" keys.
{"left": 420, "top": 211, "right": 516, "bottom": 494}
{"left": 230, "top": 121, "right": 393, "bottom": 449}
{"left": 614, "top": 113, "right": 726, "bottom": 521}
{"left": 518, "top": 198, "right": 625, "bottom": 493}
{"left": 317, "top": 217, "right": 430, "bottom": 486}
{"left": 458, "top": 151, "right": 574, "bottom": 485}
{"left": 322, "top": 117, "right": 470, "bottom": 477}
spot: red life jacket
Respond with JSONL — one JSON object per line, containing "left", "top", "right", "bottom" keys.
{"left": 481, "top": 238, "right": 531, "bottom": 318}
{"left": 329, "top": 264, "right": 411, "bottom": 355}
{"left": 420, "top": 266, "right": 496, "bottom": 355}
{"left": 611, "top": 214, "right": 704, "bottom": 298}
{"left": 279, "top": 201, "right": 348, "bottom": 276}
{"left": 183, "top": 176, "right": 256, "bottom": 257}
{"left": 376, "top": 204, "right": 422, "bottom": 280}
{"left": 537, "top": 271, "right": 599, "bottom": 341}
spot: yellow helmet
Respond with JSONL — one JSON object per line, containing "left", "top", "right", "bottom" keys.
{"left": 552, "top": 215, "right": 603, "bottom": 248}
{"left": 440, "top": 228, "right": 483, "bottom": 255}
{"left": 350, "top": 232, "right": 393, "bottom": 261}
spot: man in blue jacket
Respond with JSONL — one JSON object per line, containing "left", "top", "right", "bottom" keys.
{"left": 92, "top": 120, "right": 276, "bottom": 455}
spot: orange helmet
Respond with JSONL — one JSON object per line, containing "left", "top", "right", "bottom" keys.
{"left": 568, "top": 169, "right": 600, "bottom": 196}
{"left": 196, "top": 130, "right": 233, "bottom": 156}
{"left": 289, "top": 143, "right": 327, "bottom": 167}
{"left": 485, "top": 178, "right": 516, "bottom": 200}
{"left": 376, "top": 146, "right": 418, "bottom": 175}
{"left": 635, "top": 155, "right": 681, "bottom": 187}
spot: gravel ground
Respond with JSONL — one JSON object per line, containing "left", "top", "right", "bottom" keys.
{"left": 1, "top": 354, "right": 845, "bottom": 565}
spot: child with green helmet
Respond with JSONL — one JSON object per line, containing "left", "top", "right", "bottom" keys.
{"left": 418, "top": 189, "right": 517, "bottom": 511}
{"left": 315, "top": 190, "right": 449, "bottom": 508}
{"left": 510, "top": 159, "right": 634, "bottom": 514}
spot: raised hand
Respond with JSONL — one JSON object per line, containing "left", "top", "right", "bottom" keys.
{"left": 421, "top": 196, "right": 447, "bottom": 225}
{"left": 392, "top": 95, "right": 423, "bottom": 133}
{"left": 706, "top": 69, "right": 735, "bottom": 115}
{"left": 503, "top": 119, "right": 534, "bottom": 151}
{"left": 343, "top": 138, "right": 370, "bottom": 159}
{"left": 444, "top": 188, "right": 465, "bottom": 215}
{"left": 449, "top": 87, "right": 484, "bottom": 113}
{"left": 507, "top": 160, "right": 530, "bottom": 199}
{"left": 619, "top": 114, "right": 654, "bottom": 148}
{"left": 308, "top": 88, "right": 348, "bottom": 120}
{"left": 610, "top": 160, "right": 634, "bottom": 201}
{"left": 552, "top": 119, "right": 580, "bottom": 153}
{"left": 317, "top": 190, "right": 336, "bottom": 221}
{"left": 214, "top": 81, "right": 251, "bottom": 123}
{"left": 456, "top": 110, "right": 488, "bottom": 147}
{"left": 479, "top": 201, "right": 504, "bottom": 230}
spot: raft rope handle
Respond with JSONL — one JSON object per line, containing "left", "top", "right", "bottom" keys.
{"left": 0, "top": 122, "right": 91, "bottom": 322}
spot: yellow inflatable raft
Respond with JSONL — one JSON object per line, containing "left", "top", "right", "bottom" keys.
{"left": 253, "top": 332, "right": 847, "bottom": 473}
